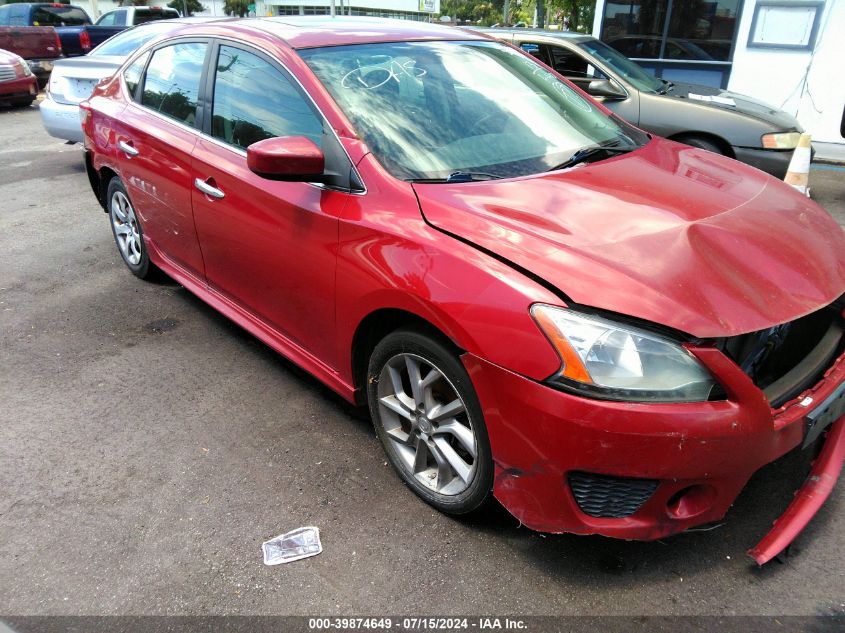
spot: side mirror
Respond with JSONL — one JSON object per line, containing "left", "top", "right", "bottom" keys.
{"left": 585, "top": 79, "right": 626, "bottom": 100}
{"left": 247, "top": 136, "right": 325, "bottom": 181}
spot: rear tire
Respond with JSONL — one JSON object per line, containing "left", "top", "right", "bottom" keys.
{"left": 367, "top": 328, "right": 494, "bottom": 516}
{"left": 106, "top": 177, "right": 159, "bottom": 280}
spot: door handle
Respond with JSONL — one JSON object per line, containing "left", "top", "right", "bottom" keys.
{"left": 194, "top": 178, "right": 225, "bottom": 199}
{"left": 118, "top": 140, "right": 139, "bottom": 157}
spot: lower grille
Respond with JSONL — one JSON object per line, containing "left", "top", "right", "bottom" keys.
{"left": 0, "top": 66, "right": 17, "bottom": 83}
{"left": 568, "top": 471, "right": 659, "bottom": 518}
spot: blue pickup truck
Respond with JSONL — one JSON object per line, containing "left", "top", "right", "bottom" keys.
{"left": 0, "top": 3, "right": 120, "bottom": 57}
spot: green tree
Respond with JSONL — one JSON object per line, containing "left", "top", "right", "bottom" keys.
{"left": 167, "top": 0, "right": 205, "bottom": 16}
{"left": 223, "top": 0, "right": 249, "bottom": 17}
{"left": 547, "top": 0, "right": 596, "bottom": 32}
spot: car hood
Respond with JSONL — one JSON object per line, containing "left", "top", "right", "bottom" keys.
{"left": 412, "top": 138, "right": 845, "bottom": 338}
{"left": 664, "top": 81, "right": 801, "bottom": 130}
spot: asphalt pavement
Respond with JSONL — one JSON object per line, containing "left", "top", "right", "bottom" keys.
{"left": 1, "top": 103, "right": 844, "bottom": 617}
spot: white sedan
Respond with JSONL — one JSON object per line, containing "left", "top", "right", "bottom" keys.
{"left": 40, "top": 18, "right": 219, "bottom": 143}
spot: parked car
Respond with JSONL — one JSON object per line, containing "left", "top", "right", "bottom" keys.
{"left": 0, "top": 24, "right": 61, "bottom": 86}
{"left": 94, "top": 6, "right": 180, "bottom": 27}
{"left": 0, "top": 3, "right": 100, "bottom": 57}
{"left": 479, "top": 29, "right": 807, "bottom": 178}
{"left": 0, "top": 47, "right": 39, "bottom": 106}
{"left": 80, "top": 18, "right": 845, "bottom": 564}
{"left": 41, "top": 18, "right": 223, "bottom": 142}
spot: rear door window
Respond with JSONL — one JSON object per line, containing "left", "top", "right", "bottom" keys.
{"left": 141, "top": 42, "right": 208, "bottom": 126}
{"left": 210, "top": 45, "right": 323, "bottom": 150}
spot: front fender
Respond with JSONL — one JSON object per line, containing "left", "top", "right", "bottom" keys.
{"left": 334, "top": 155, "right": 563, "bottom": 387}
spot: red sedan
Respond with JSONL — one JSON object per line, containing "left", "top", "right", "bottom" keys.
{"left": 80, "top": 18, "right": 845, "bottom": 563}
{"left": 0, "top": 48, "right": 38, "bottom": 107}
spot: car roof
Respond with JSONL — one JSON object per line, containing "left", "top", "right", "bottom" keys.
{"left": 173, "top": 16, "right": 487, "bottom": 49}
{"left": 473, "top": 27, "right": 592, "bottom": 42}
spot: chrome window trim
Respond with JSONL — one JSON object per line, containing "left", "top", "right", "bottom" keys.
{"left": 118, "top": 33, "right": 367, "bottom": 196}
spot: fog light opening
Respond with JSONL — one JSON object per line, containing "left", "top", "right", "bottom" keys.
{"left": 666, "top": 485, "right": 716, "bottom": 520}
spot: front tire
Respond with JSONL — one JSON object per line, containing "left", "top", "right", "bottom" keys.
{"left": 107, "top": 177, "right": 158, "bottom": 280}
{"left": 367, "top": 328, "right": 494, "bottom": 515}
{"left": 676, "top": 135, "right": 725, "bottom": 155}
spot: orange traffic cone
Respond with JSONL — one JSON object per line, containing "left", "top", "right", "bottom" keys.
{"left": 784, "top": 133, "right": 812, "bottom": 196}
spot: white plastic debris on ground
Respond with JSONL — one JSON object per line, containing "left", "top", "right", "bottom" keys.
{"left": 262, "top": 526, "right": 323, "bottom": 566}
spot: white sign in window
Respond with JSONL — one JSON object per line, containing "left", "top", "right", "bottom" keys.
{"left": 748, "top": 1, "right": 824, "bottom": 50}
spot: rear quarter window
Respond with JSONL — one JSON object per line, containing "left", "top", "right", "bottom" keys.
{"left": 123, "top": 51, "right": 149, "bottom": 101}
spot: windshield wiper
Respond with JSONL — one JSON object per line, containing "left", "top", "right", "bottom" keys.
{"left": 547, "top": 142, "right": 637, "bottom": 172}
{"left": 407, "top": 171, "right": 503, "bottom": 184}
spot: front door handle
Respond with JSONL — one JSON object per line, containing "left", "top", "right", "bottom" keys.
{"left": 118, "top": 140, "right": 139, "bottom": 157}
{"left": 194, "top": 177, "right": 225, "bottom": 199}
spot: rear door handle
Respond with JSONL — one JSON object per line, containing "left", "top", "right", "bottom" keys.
{"left": 194, "top": 178, "right": 225, "bottom": 199}
{"left": 118, "top": 140, "right": 139, "bottom": 157}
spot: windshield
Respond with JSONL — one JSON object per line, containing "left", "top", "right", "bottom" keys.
{"left": 300, "top": 41, "right": 647, "bottom": 181}
{"left": 578, "top": 39, "right": 664, "bottom": 94}
{"left": 91, "top": 22, "right": 175, "bottom": 57}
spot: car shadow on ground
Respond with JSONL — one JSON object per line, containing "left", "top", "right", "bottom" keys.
{"left": 167, "top": 278, "right": 839, "bottom": 583}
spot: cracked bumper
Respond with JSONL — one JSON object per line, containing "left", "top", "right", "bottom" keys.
{"left": 463, "top": 343, "right": 845, "bottom": 553}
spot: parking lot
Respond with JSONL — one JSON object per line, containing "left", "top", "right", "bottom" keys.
{"left": 1, "top": 102, "right": 844, "bottom": 617}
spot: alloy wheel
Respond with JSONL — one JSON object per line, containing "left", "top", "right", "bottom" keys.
{"left": 110, "top": 190, "right": 142, "bottom": 266}
{"left": 376, "top": 353, "right": 478, "bottom": 496}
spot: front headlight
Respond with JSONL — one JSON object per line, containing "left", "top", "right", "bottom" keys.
{"left": 761, "top": 132, "right": 801, "bottom": 149}
{"left": 531, "top": 304, "right": 717, "bottom": 402}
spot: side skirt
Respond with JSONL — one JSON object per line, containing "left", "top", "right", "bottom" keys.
{"left": 146, "top": 238, "right": 357, "bottom": 404}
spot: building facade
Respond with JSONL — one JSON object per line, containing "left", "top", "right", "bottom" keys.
{"left": 591, "top": 0, "right": 844, "bottom": 159}
{"left": 69, "top": 0, "right": 438, "bottom": 23}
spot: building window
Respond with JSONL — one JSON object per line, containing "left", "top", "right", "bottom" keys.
{"left": 345, "top": 6, "right": 429, "bottom": 20}
{"left": 601, "top": 0, "right": 739, "bottom": 62}
{"left": 275, "top": 6, "right": 300, "bottom": 14}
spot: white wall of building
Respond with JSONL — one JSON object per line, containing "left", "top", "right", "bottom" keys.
{"left": 73, "top": 0, "right": 125, "bottom": 21}
{"left": 728, "top": 0, "right": 845, "bottom": 159}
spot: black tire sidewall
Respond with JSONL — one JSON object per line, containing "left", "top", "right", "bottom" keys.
{"left": 367, "top": 328, "right": 494, "bottom": 515}
{"left": 680, "top": 136, "right": 722, "bottom": 154}
{"left": 106, "top": 177, "right": 151, "bottom": 279}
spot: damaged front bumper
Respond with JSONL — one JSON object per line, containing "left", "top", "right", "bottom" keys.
{"left": 463, "top": 334, "right": 845, "bottom": 562}
{"left": 749, "top": 415, "right": 845, "bottom": 564}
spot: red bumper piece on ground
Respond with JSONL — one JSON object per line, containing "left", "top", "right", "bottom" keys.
{"left": 748, "top": 416, "right": 845, "bottom": 565}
